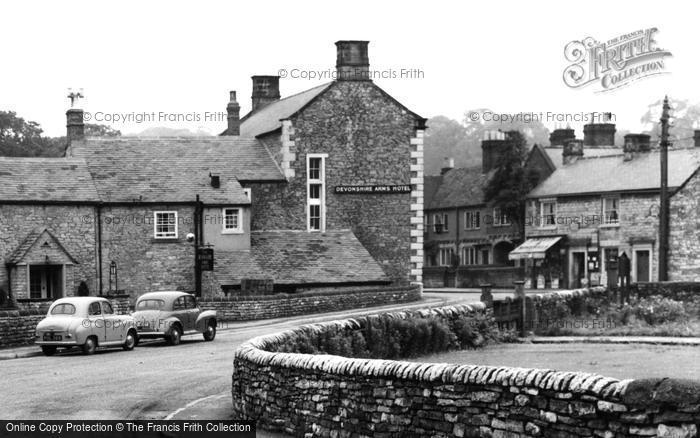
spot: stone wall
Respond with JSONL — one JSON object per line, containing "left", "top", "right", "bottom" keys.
{"left": 0, "top": 309, "right": 45, "bottom": 348}
{"left": 232, "top": 299, "right": 699, "bottom": 437}
{"left": 632, "top": 281, "right": 700, "bottom": 303}
{"left": 201, "top": 284, "right": 421, "bottom": 321}
{"left": 423, "top": 266, "right": 524, "bottom": 289}
{"left": 670, "top": 169, "right": 700, "bottom": 281}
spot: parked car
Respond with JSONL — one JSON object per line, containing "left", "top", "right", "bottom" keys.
{"left": 35, "top": 297, "right": 138, "bottom": 356}
{"left": 132, "top": 291, "right": 217, "bottom": 345}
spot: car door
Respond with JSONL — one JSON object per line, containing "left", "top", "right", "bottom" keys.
{"left": 101, "top": 301, "right": 122, "bottom": 343}
{"left": 171, "top": 297, "right": 189, "bottom": 331}
{"left": 87, "top": 301, "right": 106, "bottom": 343}
{"left": 184, "top": 295, "right": 198, "bottom": 331}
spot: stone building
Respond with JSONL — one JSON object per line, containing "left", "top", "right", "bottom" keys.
{"left": 517, "top": 124, "right": 700, "bottom": 288}
{"left": 0, "top": 40, "right": 426, "bottom": 305}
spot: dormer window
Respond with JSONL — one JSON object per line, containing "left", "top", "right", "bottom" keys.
{"left": 222, "top": 208, "right": 242, "bottom": 234}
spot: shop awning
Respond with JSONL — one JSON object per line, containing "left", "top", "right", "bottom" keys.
{"left": 508, "top": 236, "right": 562, "bottom": 260}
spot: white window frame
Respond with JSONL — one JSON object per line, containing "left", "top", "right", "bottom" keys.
{"left": 493, "top": 208, "right": 511, "bottom": 227}
{"left": 438, "top": 245, "right": 454, "bottom": 267}
{"left": 307, "top": 154, "right": 328, "bottom": 232}
{"left": 222, "top": 207, "right": 243, "bottom": 234}
{"left": 602, "top": 196, "right": 620, "bottom": 226}
{"left": 460, "top": 245, "right": 477, "bottom": 265}
{"left": 538, "top": 198, "right": 557, "bottom": 229}
{"left": 464, "top": 210, "right": 481, "bottom": 230}
{"left": 154, "top": 211, "right": 178, "bottom": 239}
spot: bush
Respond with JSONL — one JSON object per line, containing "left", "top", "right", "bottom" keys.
{"left": 634, "top": 297, "right": 688, "bottom": 325}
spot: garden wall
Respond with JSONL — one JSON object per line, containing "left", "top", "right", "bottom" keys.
{"left": 0, "top": 309, "right": 45, "bottom": 348}
{"left": 232, "top": 297, "right": 700, "bottom": 437}
{"left": 632, "top": 281, "right": 700, "bottom": 303}
{"left": 201, "top": 284, "right": 422, "bottom": 321}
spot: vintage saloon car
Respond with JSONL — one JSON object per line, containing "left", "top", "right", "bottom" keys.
{"left": 35, "top": 297, "right": 138, "bottom": 356}
{"left": 132, "top": 291, "right": 217, "bottom": 345}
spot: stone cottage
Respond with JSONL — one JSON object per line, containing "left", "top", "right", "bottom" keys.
{"left": 0, "top": 40, "right": 426, "bottom": 305}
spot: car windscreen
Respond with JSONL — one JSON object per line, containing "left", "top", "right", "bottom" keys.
{"left": 50, "top": 303, "right": 76, "bottom": 315}
{"left": 136, "top": 299, "right": 165, "bottom": 310}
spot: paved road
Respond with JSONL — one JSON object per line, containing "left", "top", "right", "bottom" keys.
{"left": 0, "top": 296, "right": 467, "bottom": 422}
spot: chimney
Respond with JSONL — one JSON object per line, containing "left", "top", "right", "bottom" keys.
{"left": 210, "top": 173, "right": 220, "bottom": 188}
{"left": 251, "top": 75, "right": 280, "bottom": 112}
{"left": 562, "top": 139, "right": 584, "bottom": 165}
{"left": 583, "top": 123, "right": 616, "bottom": 147}
{"left": 225, "top": 91, "right": 240, "bottom": 136}
{"left": 694, "top": 130, "right": 700, "bottom": 147}
{"left": 441, "top": 157, "right": 454, "bottom": 175}
{"left": 66, "top": 108, "right": 84, "bottom": 143}
{"left": 623, "top": 134, "right": 651, "bottom": 160}
{"left": 481, "top": 131, "right": 511, "bottom": 173}
{"left": 335, "top": 40, "right": 370, "bottom": 81}
{"left": 549, "top": 128, "right": 576, "bottom": 147}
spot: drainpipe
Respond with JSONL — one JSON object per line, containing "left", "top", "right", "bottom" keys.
{"left": 97, "top": 204, "right": 103, "bottom": 296}
{"left": 5, "top": 263, "right": 13, "bottom": 306}
{"left": 194, "top": 195, "right": 201, "bottom": 297}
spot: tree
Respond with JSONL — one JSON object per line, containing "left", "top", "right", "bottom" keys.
{"left": 424, "top": 116, "right": 475, "bottom": 175}
{"left": 483, "top": 130, "right": 540, "bottom": 236}
{"left": 85, "top": 123, "right": 121, "bottom": 137}
{"left": 640, "top": 98, "right": 700, "bottom": 148}
{"left": 0, "top": 111, "right": 46, "bottom": 156}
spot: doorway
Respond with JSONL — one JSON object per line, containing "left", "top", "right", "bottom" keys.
{"left": 634, "top": 250, "right": 651, "bottom": 282}
{"left": 29, "top": 265, "right": 64, "bottom": 299}
{"left": 571, "top": 252, "right": 586, "bottom": 288}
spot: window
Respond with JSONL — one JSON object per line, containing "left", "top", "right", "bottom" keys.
{"left": 481, "top": 248, "right": 490, "bottom": 265}
{"left": 88, "top": 302, "right": 102, "bottom": 316}
{"left": 461, "top": 246, "right": 477, "bottom": 265}
{"left": 539, "top": 199, "right": 557, "bottom": 228}
{"left": 101, "top": 301, "right": 114, "bottom": 315}
{"left": 222, "top": 208, "right": 242, "bottom": 233}
{"left": 173, "top": 297, "right": 186, "bottom": 311}
{"left": 443, "top": 213, "right": 449, "bottom": 231}
{"left": 136, "top": 299, "right": 164, "bottom": 310}
{"left": 424, "top": 214, "right": 429, "bottom": 233}
{"left": 184, "top": 295, "right": 197, "bottom": 309}
{"left": 307, "top": 154, "right": 327, "bottom": 231}
{"left": 50, "top": 303, "right": 75, "bottom": 315}
{"left": 493, "top": 208, "right": 511, "bottom": 226}
{"left": 154, "top": 211, "right": 177, "bottom": 238}
{"left": 433, "top": 213, "right": 448, "bottom": 232}
{"left": 464, "top": 211, "right": 481, "bottom": 230}
{"left": 438, "top": 246, "right": 454, "bottom": 266}
{"left": 603, "top": 197, "right": 619, "bottom": 225}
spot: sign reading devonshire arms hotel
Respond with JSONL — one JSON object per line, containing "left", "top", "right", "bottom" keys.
{"left": 334, "top": 185, "right": 412, "bottom": 194}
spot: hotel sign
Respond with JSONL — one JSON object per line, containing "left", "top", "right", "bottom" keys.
{"left": 334, "top": 185, "right": 411, "bottom": 194}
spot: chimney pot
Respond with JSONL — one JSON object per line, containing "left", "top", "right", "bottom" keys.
{"left": 226, "top": 90, "right": 240, "bottom": 136}
{"left": 694, "top": 130, "right": 700, "bottom": 147}
{"left": 335, "top": 40, "right": 370, "bottom": 81}
{"left": 549, "top": 128, "right": 576, "bottom": 147}
{"left": 441, "top": 157, "right": 454, "bottom": 175}
{"left": 624, "top": 133, "right": 651, "bottom": 155}
{"left": 66, "top": 108, "right": 84, "bottom": 143}
{"left": 251, "top": 76, "right": 280, "bottom": 112}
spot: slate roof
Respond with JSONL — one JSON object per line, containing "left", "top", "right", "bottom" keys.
{"left": 528, "top": 148, "right": 700, "bottom": 198}
{"left": 69, "top": 137, "right": 285, "bottom": 203}
{"left": 213, "top": 230, "right": 389, "bottom": 286}
{"left": 239, "top": 83, "right": 333, "bottom": 137}
{"left": 542, "top": 146, "right": 622, "bottom": 168}
{"left": 426, "top": 167, "right": 490, "bottom": 210}
{"left": 0, "top": 157, "right": 99, "bottom": 202}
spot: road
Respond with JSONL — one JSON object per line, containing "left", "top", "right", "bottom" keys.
{"left": 0, "top": 295, "right": 475, "bottom": 422}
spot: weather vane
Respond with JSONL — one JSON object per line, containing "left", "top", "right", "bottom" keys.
{"left": 67, "top": 88, "right": 84, "bottom": 108}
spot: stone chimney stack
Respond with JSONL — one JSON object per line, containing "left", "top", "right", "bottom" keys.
{"left": 694, "top": 130, "right": 700, "bottom": 147}
{"left": 623, "top": 134, "right": 651, "bottom": 160}
{"left": 66, "top": 108, "right": 84, "bottom": 143}
{"left": 549, "top": 128, "right": 576, "bottom": 147}
{"left": 583, "top": 123, "right": 616, "bottom": 147}
{"left": 335, "top": 40, "right": 370, "bottom": 81}
{"left": 562, "top": 139, "right": 584, "bottom": 165}
{"left": 251, "top": 75, "right": 280, "bottom": 112}
{"left": 441, "top": 157, "right": 454, "bottom": 175}
{"left": 225, "top": 91, "right": 240, "bottom": 136}
{"left": 481, "top": 131, "right": 511, "bottom": 173}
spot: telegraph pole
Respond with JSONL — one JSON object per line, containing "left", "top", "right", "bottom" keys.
{"left": 658, "top": 97, "right": 671, "bottom": 281}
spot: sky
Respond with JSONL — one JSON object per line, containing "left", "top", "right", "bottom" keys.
{"left": 1, "top": 0, "right": 696, "bottom": 137}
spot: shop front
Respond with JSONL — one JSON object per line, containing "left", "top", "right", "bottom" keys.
{"left": 509, "top": 236, "right": 564, "bottom": 289}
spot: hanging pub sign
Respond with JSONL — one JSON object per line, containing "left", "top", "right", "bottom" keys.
{"left": 334, "top": 184, "right": 411, "bottom": 194}
{"left": 198, "top": 247, "right": 214, "bottom": 271}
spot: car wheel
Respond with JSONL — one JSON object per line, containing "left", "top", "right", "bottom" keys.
{"left": 203, "top": 322, "right": 216, "bottom": 341}
{"left": 82, "top": 336, "right": 97, "bottom": 355}
{"left": 41, "top": 346, "right": 57, "bottom": 356}
{"left": 166, "top": 325, "right": 181, "bottom": 346}
{"left": 123, "top": 330, "right": 137, "bottom": 351}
